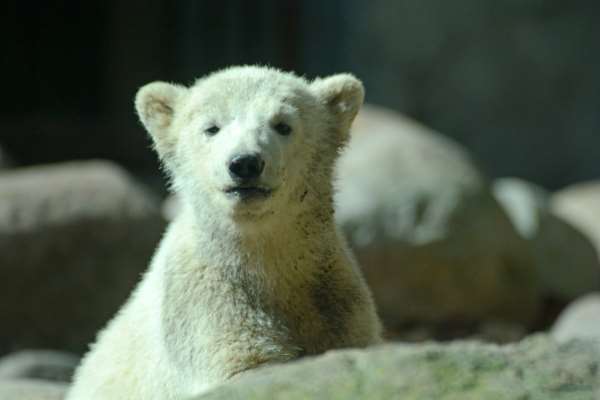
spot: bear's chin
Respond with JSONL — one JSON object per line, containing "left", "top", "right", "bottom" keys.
{"left": 225, "top": 194, "right": 276, "bottom": 220}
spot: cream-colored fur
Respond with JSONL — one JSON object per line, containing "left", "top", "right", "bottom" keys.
{"left": 66, "top": 66, "right": 382, "bottom": 400}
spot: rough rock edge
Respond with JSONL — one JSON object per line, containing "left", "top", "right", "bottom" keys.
{"left": 198, "top": 335, "right": 600, "bottom": 400}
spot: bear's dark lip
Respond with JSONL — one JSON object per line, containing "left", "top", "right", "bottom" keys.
{"left": 224, "top": 186, "right": 272, "bottom": 200}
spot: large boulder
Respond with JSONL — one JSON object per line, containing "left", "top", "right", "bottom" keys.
{"left": 551, "top": 181, "right": 600, "bottom": 261}
{"left": 335, "top": 105, "right": 539, "bottom": 328}
{"left": 0, "top": 379, "right": 67, "bottom": 400}
{"left": 0, "top": 160, "right": 165, "bottom": 354}
{"left": 493, "top": 178, "right": 600, "bottom": 300}
{"left": 0, "top": 350, "right": 79, "bottom": 382}
{"left": 552, "top": 293, "right": 600, "bottom": 343}
{"left": 199, "top": 335, "right": 600, "bottom": 400}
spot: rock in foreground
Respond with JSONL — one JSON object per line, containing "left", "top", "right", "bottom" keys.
{"left": 0, "top": 160, "right": 165, "bottom": 354}
{"left": 199, "top": 335, "right": 599, "bottom": 400}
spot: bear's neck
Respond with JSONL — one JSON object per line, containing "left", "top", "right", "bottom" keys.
{"left": 181, "top": 196, "right": 339, "bottom": 276}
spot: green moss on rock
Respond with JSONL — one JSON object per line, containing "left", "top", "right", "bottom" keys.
{"left": 198, "top": 335, "right": 599, "bottom": 400}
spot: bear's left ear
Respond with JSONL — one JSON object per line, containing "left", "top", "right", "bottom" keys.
{"left": 311, "top": 74, "right": 365, "bottom": 133}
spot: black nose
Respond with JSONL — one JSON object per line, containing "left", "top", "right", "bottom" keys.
{"left": 228, "top": 154, "right": 265, "bottom": 181}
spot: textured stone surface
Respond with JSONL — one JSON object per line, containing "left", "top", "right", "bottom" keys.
{"left": 553, "top": 293, "right": 600, "bottom": 343}
{"left": 552, "top": 181, "right": 600, "bottom": 261}
{"left": 198, "top": 335, "right": 600, "bottom": 400}
{"left": 0, "top": 350, "right": 79, "bottom": 382}
{"left": 335, "top": 105, "right": 539, "bottom": 327}
{"left": 0, "top": 379, "right": 67, "bottom": 400}
{"left": 0, "top": 160, "right": 165, "bottom": 354}
{"left": 493, "top": 178, "right": 600, "bottom": 299}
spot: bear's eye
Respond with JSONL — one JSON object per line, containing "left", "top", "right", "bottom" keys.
{"left": 274, "top": 122, "right": 292, "bottom": 136}
{"left": 205, "top": 125, "right": 220, "bottom": 136}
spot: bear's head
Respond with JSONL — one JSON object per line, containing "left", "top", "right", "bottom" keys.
{"left": 136, "top": 66, "right": 363, "bottom": 228}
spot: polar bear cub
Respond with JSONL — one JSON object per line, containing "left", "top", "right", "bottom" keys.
{"left": 66, "top": 66, "right": 382, "bottom": 399}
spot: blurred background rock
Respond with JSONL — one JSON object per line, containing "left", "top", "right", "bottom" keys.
{"left": 0, "top": 161, "right": 165, "bottom": 354}
{"left": 1, "top": 1, "right": 600, "bottom": 390}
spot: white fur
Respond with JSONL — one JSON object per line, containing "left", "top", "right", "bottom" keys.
{"left": 66, "top": 66, "right": 382, "bottom": 400}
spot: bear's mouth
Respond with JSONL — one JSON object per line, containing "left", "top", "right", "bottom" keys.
{"left": 224, "top": 186, "right": 272, "bottom": 201}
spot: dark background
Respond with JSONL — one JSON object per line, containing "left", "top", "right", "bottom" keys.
{"left": 2, "top": 0, "right": 599, "bottom": 190}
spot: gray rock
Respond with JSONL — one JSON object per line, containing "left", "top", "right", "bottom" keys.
{"left": 0, "top": 350, "right": 79, "bottom": 382}
{"left": 0, "top": 379, "right": 67, "bottom": 400}
{"left": 553, "top": 293, "right": 600, "bottom": 343}
{"left": 493, "top": 178, "right": 600, "bottom": 299}
{"left": 198, "top": 335, "right": 600, "bottom": 400}
{"left": 0, "top": 160, "right": 166, "bottom": 354}
{"left": 335, "top": 105, "right": 539, "bottom": 328}
{"left": 552, "top": 181, "right": 600, "bottom": 262}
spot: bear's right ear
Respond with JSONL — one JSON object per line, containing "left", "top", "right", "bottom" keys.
{"left": 135, "top": 81, "right": 186, "bottom": 157}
